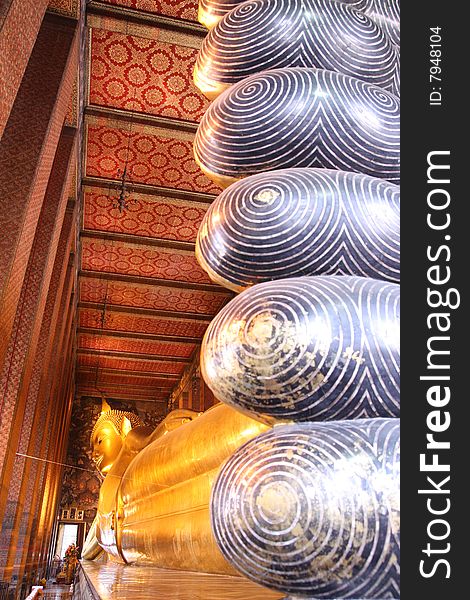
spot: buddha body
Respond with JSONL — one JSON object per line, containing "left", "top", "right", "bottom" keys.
{"left": 82, "top": 404, "right": 268, "bottom": 574}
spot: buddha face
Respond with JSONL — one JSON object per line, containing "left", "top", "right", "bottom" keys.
{"left": 91, "top": 422, "right": 123, "bottom": 475}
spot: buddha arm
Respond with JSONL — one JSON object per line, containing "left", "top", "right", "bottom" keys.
{"left": 81, "top": 516, "right": 103, "bottom": 560}
{"left": 145, "top": 408, "right": 202, "bottom": 444}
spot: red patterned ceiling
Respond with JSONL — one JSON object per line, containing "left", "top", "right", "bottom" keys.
{"left": 77, "top": 369, "right": 177, "bottom": 387}
{"left": 78, "top": 332, "right": 196, "bottom": 357}
{"left": 101, "top": 0, "right": 198, "bottom": 21}
{"left": 81, "top": 238, "right": 212, "bottom": 284}
{"left": 78, "top": 353, "right": 186, "bottom": 374}
{"left": 77, "top": 375, "right": 172, "bottom": 390}
{"left": 85, "top": 121, "right": 220, "bottom": 193}
{"left": 77, "top": 1, "right": 226, "bottom": 406}
{"left": 83, "top": 188, "right": 209, "bottom": 242}
{"left": 79, "top": 277, "right": 230, "bottom": 314}
{"left": 90, "top": 29, "right": 208, "bottom": 121}
{"left": 79, "top": 307, "right": 209, "bottom": 338}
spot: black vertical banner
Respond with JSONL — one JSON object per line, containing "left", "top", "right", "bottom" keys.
{"left": 401, "top": 2, "right": 465, "bottom": 598}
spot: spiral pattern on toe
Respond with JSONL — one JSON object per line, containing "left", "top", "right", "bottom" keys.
{"left": 211, "top": 418, "right": 400, "bottom": 597}
{"left": 201, "top": 276, "right": 400, "bottom": 423}
{"left": 194, "top": 0, "right": 399, "bottom": 99}
{"left": 193, "top": 68, "right": 400, "bottom": 187}
{"left": 199, "top": 0, "right": 400, "bottom": 45}
{"left": 196, "top": 168, "right": 400, "bottom": 291}
{"left": 344, "top": 0, "right": 400, "bottom": 46}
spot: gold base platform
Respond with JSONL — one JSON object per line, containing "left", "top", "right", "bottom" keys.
{"left": 76, "top": 561, "right": 283, "bottom": 600}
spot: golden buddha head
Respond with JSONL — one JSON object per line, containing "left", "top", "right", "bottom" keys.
{"left": 90, "top": 410, "right": 143, "bottom": 475}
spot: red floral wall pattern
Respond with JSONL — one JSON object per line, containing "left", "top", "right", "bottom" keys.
{"left": 86, "top": 123, "right": 221, "bottom": 194}
{"left": 101, "top": 0, "right": 198, "bottom": 21}
{"left": 79, "top": 308, "right": 209, "bottom": 338}
{"left": 78, "top": 333, "right": 196, "bottom": 357}
{"left": 83, "top": 188, "right": 209, "bottom": 242}
{"left": 79, "top": 278, "right": 230, "bottom": 314}
{"left": 81, "top": 239, "right": 212, "bottom": 284}
{"left": 78, "top": 354, "right": 186, "bottom": 374}
{"left": 90, "top": 29, "right": 208, "bottom": 121}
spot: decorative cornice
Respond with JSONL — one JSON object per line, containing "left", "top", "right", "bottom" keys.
{"left": 77, "top": 365, "right": 179, "bottom": 380}
{"left": 80, "top": 229, "right": 195, "bottom": 252}
{"left": 77, "top": 348, "right": 191, "bottom": 362}
{"left": 79, "top": 270, "right": 227, "bottom": 293}
{"left": 78, "top": 301, "right": 214, "bottom": 321}
{"left": 82, "top": 176, "right": 216, "bottom": 204}
{"left": 85, "top": 105, "right": 199, "bottom": 134}
{"left": 78, "top": 326, "right": 200, "bottom": 344}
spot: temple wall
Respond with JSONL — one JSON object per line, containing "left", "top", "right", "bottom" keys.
{"left": 0, "top": 2, "right": 82, "bottom": 594}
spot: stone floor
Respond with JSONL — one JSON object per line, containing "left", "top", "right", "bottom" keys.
{"left": 78, "top": 561, "right": 283, "bottom": 600}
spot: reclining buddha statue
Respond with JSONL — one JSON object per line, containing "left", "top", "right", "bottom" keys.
{"left": 81, "top": 402, "right": 268, "bottom": 575}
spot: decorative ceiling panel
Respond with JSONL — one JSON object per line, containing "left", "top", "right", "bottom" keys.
{"left": 77, "top": 369, "right": 176, "bottom": 388}
{"left": 76, "top": 0, "right": 228, "bottom": 404}
{"left": 78, "top": 332, "right": 196, "bottom": 357}
{"left": 79, "top": 308, "right": 209, "bottom": 337}
{"left": 76, "top": 391, "right": 170, "bottom": 402}
{"left": 83, "top": 188, "right": 209, "bottom": 242}
{"left": 78, "top": 353, "right": 186, "bottom": 374}
{"left": 79, "top": 277, "right": 231, "bottom": 314}
{"left": 77, "top": 384, "right": 171, "bottom": 403}
{"left": 90, "top": 28, "right": 208, "bottom": 121}
{"left": 86, "top": 14, "right": 202, "bottom": 45}
{"left": 100, "top": 0, "right": 199, "bottom": 21}
{"left": 85, "top": 120, "right": 221, "bottom": 193}
{"left": 48, "top": 0, "right": 80, "bottom": 18}
{"left": 81, "top": 238, "right": 212, "bottom": 283}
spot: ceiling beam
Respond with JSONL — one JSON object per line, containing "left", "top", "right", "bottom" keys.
{"left": 78, "top": 301, "right": 214, "bottom": 322}
{"left": 77, "top": 384, "right": 170, "bottom": 396}
{"left": 77, "top": 348, "right": 191, "bottom": 363}
{"left": 86, "top": 0, "right": 206, "bottom": 36}
{"left": 80, "top": 229, "right": 195, "bottom": 252}
{"left": 78, "top": 366, "right": 179, "bottom": 381}
{"left": 78, "top": 327, "right": 201, "bottom": 345}
{"left": 76, "top": 383, "right": 174, "bottom": 394}
{"left": 79, "top": 270, "right": 226, "bottom": 293}
{"left": 82, "top": 176, "right": 215, "bottom": 204}
{"left": 77, "top": 370, "right": 179, "bottom": 380}
{"left": 76, "top": 389, "right": 169, "bottom": 404}
{"left": 85, "top": 105, "right": 199, "bottom": 134}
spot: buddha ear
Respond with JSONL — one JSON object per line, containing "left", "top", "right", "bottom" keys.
{"left": 121, "top": 417, "right": 133, "bottom": 438}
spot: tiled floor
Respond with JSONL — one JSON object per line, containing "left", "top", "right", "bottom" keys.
{"left": 79, "top": 561, "right": 284, "bottom": 600}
